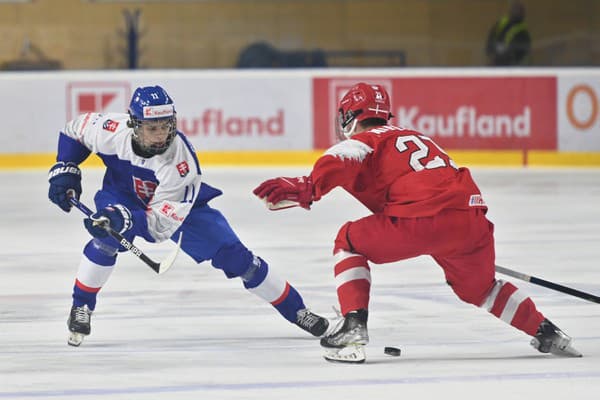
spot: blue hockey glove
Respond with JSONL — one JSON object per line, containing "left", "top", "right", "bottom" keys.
{"left": 84, "top": 204, "right": 133, "bottom": 239}
{"left": 48, "top": 161, "right": 82, "bottom": 212}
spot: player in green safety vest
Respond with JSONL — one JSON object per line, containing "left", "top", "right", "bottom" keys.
{"left": 485, "top": 0, "right": 531, "bottom": 66}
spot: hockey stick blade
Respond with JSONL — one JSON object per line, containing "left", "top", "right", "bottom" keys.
{"left": 158, "top": 233, "right": 182, "bottom": 275}
{"left": 263, "top": 197, "right": 300, "bottom": 211}
{"left": 69, "top": 197, "right": 180, "bottom": 275}
{"left": 496, "top": 264, "right": 600, "bottom": 304}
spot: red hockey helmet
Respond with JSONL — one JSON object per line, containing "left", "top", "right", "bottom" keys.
{"left": 336, "top": 82, "right": 393, "bottom": 139}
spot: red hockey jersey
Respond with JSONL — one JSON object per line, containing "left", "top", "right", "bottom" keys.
{"left": 309, "top": 125, "right": 486, "bottom": 217}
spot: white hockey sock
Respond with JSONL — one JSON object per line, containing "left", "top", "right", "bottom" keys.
{"left": 75, "top": 256, "right": 115, "bottom": 293}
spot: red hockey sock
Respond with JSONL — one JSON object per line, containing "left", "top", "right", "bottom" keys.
{"left": 334, "top": 250, "right": 371, "bottom": 315}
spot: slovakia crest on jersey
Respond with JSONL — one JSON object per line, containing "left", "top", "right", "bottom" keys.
{"left": 176, "top": 161, "right": 190, "bottom": 177}
{"left": 133, "top": 177, "right": 157, "bottom": 203}
{"left": 102, "top": 119, "right": 119, "bottom": 132}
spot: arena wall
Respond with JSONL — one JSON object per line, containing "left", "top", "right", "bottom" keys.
{"left": 1, "top": 68, "right": 599, "bottom": 169}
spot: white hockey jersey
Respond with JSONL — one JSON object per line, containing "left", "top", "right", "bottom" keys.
{"left": 58, "top": 112, "right": 217, "bottom": 243}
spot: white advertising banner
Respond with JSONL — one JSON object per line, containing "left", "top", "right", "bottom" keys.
{"left": 558, "top": 73, "right": 600, "bottom": 151}
{"left": 1, "top": 75, "right": 70, "bottom": 153}
{"left": 0, "top": 71, "right": 312, "bottom": 153}
{"left": 2, "top": 69, "right": 600, "bottom": 156}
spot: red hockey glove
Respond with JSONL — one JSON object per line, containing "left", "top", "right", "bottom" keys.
{"left": 253, "top": 176, "right": 314, "bottom": 210}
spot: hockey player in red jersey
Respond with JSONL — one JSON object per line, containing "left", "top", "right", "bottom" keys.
{"left": 254, "top": 82, "right": 581, "bottom": 363}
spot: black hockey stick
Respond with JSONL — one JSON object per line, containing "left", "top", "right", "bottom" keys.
{"left": 69, "top": 197, "right": 181, "bottom": 275}
{"left": 496, "top": 264, "right": 600, "bottom": 304}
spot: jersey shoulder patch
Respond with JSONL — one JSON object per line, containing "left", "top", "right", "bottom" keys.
{"left": 102, "top": 119, "right": 121, "bottom": 132}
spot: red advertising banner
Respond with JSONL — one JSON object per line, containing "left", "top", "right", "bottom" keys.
{"left": 313, "top": 77, "right": 557, "bottom": 150}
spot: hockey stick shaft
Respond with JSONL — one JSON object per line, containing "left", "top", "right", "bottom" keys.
{"left": 69, "top": 197, "right": 163, "bottom": 274}
{"left": 496, "top": 264, "right": 600, "bottom": 304}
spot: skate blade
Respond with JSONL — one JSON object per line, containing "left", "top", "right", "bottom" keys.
{"left": 530, "top": 338, "right": 583, "bottom": 358}
{"left": 68, "top": 332, "right": 85, "bottom": 347}
{"left": 550, "top": 343, "right": 583, "bottom": 358}
{"left": 323, "top": 345, "right": 366, "bottom": 364}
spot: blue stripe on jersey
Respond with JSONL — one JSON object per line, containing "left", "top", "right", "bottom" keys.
{"left": 98, "top": 153, "right": 158, "bottom": 207}
{"left": 177, "top": 131, "right": 201, "bottom": 174}
{"left": 57, "top": 132, "right": 92, "bottom": 164}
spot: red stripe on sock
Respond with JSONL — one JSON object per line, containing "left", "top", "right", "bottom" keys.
{"left": 75, "top": 279, "right": 101, "bottom": 293}
{"left": 334, "top": 254, "right": 369, "bottom": 276}
{"left": 271, "top": 282, "right": 290, "bottom": 306}
{"left": 489, "top": 282, "right": 517, "bottom": 318}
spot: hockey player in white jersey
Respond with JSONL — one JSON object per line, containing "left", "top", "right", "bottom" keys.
{"left": 48, "top": 85, "right": 329, "bottom": 346}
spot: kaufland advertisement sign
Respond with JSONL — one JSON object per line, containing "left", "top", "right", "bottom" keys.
{"left": 0, "top": 72, "right": 311, "bottom": 153}
{"left": 314, "top": 74, "right": 600, "bottom": 152}
{"left": 64, "top": 76, "right": 311, "bottom": 151}
{"left": 0, "top": 70, "right": 598, "bottom": 154}
{"left": 313, "top": 77, "right": 557, "bottom": 150}
{"left": 63, "top": 80, "right": 299, "bottom": 153}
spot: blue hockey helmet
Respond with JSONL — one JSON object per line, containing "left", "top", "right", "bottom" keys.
{"left": 128, "top": 85, "right": 177, "bottom": 156}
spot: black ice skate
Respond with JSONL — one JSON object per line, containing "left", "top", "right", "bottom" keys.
{"left": 67, "top": 305, "right": 92, "bottom": 347}
{"left": 295, "top": 308, "right": 330, "bottom": 337}
{"left": 320, "top": 309, "right": 369, "bottom": 363}
{"left": 530, "top": 319, "right": 582, "bottom": 357}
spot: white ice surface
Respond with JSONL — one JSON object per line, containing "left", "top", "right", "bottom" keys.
{"left": 1, "top": 167, "right": 599, "bottom": 399}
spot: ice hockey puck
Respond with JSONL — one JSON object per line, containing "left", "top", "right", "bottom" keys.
{"left": 384, "top": 346, "right": 401, "bottom": 356}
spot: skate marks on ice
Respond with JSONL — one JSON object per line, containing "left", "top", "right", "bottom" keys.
{"left": 0, "top": 168, "right": 599, "bottom": 400}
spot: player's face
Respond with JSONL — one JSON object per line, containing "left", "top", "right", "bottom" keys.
{"left": 138, "top": 119, "right": 174, "bottom": 147}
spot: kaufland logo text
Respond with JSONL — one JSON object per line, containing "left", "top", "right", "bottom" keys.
{"left": 66, "top": 82, "right": 130, "bottom": 120}
{"left": 143, "top": 105, "right": 174, "bottom": 118}
{"left": 397, "top": 106, "right": 531, "bottom": 138}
